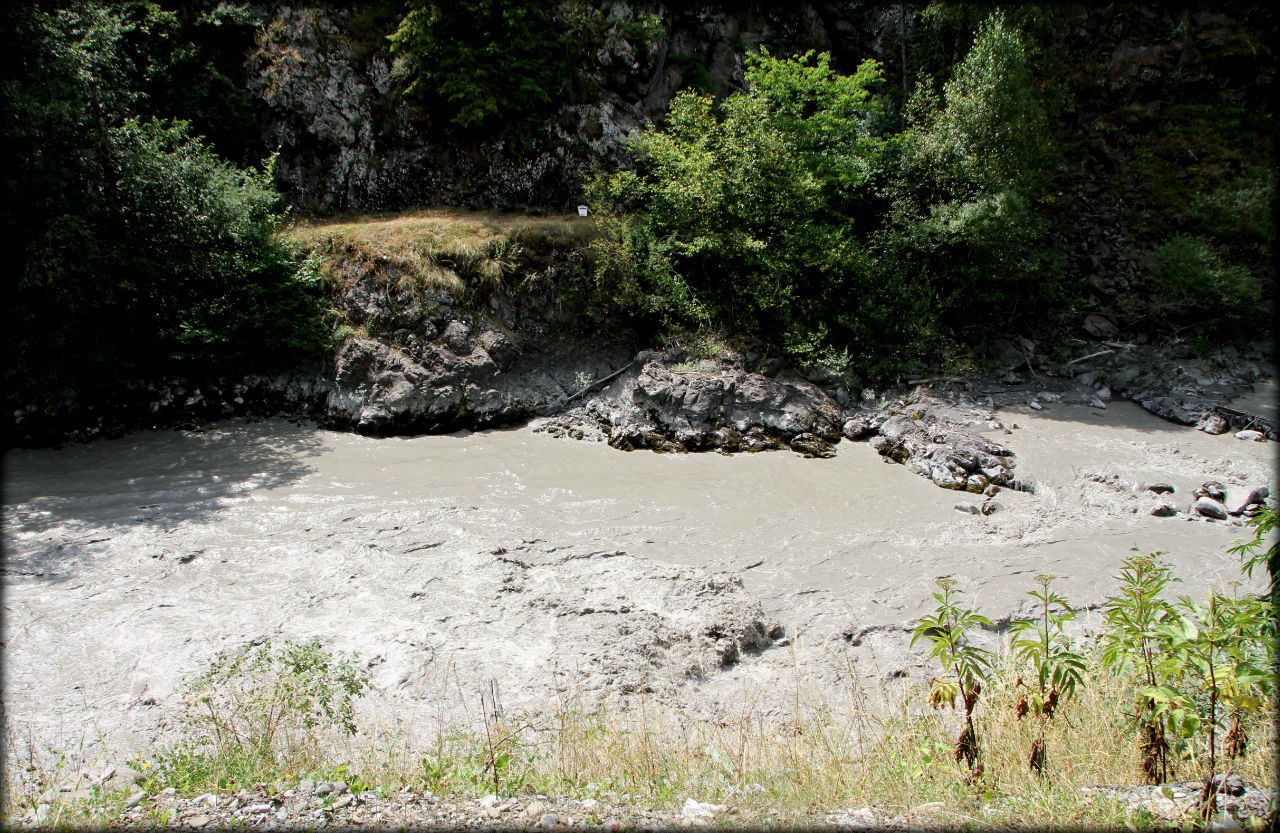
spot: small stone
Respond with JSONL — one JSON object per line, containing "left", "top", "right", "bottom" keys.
{"left": 682, "top": 798, "right": 724, "bottom": 818}
{"left": 1145, "top": 483, "right": 1175, "bottom": 494}
{"left": 1083, "top": 314, "right": 1119, "bottom": 339}
{"left": 193, "top": 792, "right": 217, "bottom": 807}
{"left": 1226, "top": 485, "right": 1270, "bottom": 515}
{"left": 478, "top": 794, "right": 499, "bottom": 809}
{"left": 1151, "top": 504, "right": 1177, "bottom": 517}
{"left": 125, "top": 790, "right": 147, "bottom": 809}
{"left": 297, "top": 780, "right": 316, "bottom": 794}
{"left": 1029, "top": 400, "right": 1043, "bottom": 410}
{"left": 1089, "top": 398, "right": 1107, "bottom": 409}
{"left": 187, "top": 814, "right": 212, "bottom": 828}
{"left": 538, "top": 813, "right": 560, "bottom": 827}
{"left": 1197, "top": 413, "right": 1230, "bottom": 434}
{"left": 1194, "top": 497, "right": 1229, "bottom": 520}
{"left": 1235, "top": 429, "right": 1265, "bottom": 441}
{"left": 524, "top": 800, "right": 546, "bottom": 818}
{"left": 954, "top": 502, "right": 983, "bottom": 515}
{"left": 245, "top": 804, "right": 274, "bottom": 814}
{"left": 331, "top": 794, "right": 354, "bottom": 809}
{"left": 1096, "top": 386, "right": 1112, "bottom": 400}
{"left": 1210, "top": 772, "right": 1247, "bottom": 796}
{"left": 484, "top": 807, "right": 501, "bottom": 819}
{"left": 581, "top": 799, "right": 599, "bottom": 811}
{"left": 1210, "top": 813, "right": 1244, "bottom": 832}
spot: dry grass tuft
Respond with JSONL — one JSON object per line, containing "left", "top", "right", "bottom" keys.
{"left": 286, "top": 208, "right": 597, "bottom": 297}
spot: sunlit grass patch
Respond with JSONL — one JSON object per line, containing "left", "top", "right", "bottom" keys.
{"left": 286, "top": 207, "right": 598, "bottom": 297}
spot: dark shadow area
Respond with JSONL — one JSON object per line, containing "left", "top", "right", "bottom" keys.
{"left": 2, "top": 420, "right": 326, "bottom": 582}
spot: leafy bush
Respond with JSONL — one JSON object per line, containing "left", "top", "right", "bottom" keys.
{"left": 143, "top": 639, "right": 369, "bottom": 792}
{"left": 910, "top": 578, "right": 994, "bottom": 771}
{"left": 1149, "top": 235, "right": 1262, "bottom": 332}
{"left": 592, "top": 12, "right": 1058, "bottom": 379}
{"left": 879, "top": 9, "right": 1060, "bottom": 345}
{"left": 1010, "top": 575, "right": 1086, "bottom": 776}
{"left": 590, "top": 49, "right": 898, "bottom": 361}
{"left": 1099, "top": 552, "right": 1187, "bottom": 783}
{"left": 2, "top": 2, "right": 328, "bottom": 438}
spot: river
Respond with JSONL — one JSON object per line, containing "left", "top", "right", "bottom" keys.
{"left": 3, "top": 393, "right": 1275, "bottom": 766}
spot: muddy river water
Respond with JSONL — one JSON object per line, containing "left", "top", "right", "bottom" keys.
{"left": 3, "top": 392, "right": 1276, "bottom": 765}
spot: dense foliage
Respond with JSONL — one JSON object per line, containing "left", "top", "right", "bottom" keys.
{"left": 388, "top": 0, "right": 662, "bottom": 154}
{"left": 589, "top": 12, "right": 1060, "bottom": 378}
{"left": 2, "top": 2, "right": 328, "bottom": 440}
{"left": 389, "top": 0, "right": 566, "bottom": 153}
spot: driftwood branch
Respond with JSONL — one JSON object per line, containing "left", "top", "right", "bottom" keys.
{"left": 907, "top": 376, "right": 964, "bottom": 386}
{"left": 565, "top": 362, "right": 634, "bottom": 402}
{"left": 1067, "top": 348, "right": 1115, "bottom": 366}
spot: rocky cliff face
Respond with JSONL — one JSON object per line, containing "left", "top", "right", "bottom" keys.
{"left": 247, "top": 2, "right": 912, "bottom": 212}
{"left": 245, "top": 3, "right": 1271, "bottom": 220}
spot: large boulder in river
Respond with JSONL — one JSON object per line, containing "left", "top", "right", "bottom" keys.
{"left": 580, "top": 357, "right": 844, "bottom": 454}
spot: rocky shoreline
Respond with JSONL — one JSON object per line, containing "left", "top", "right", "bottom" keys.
{"left": 20, "top": 770, "right": 1278, "bottom": 830}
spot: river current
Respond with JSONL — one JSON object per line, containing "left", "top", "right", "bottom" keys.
{"left": 3, "top": 393, "right": 1275, "bottom": 762}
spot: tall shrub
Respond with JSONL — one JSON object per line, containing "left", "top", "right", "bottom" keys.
{"left": 590, "top": 50, "right": 902, "bottom": 367}
{"left": 879, "top": 10, "right": 1059, "bottom": 345}
{"left": 2, "top": 2, "right": 326, "bottom": 440}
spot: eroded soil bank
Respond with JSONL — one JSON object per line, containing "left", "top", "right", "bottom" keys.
{"left": 3, "top": 383, "right": 1275, "bottom": 778}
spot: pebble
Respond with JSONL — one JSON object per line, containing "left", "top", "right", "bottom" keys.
{"left": 187, "top": 814, "right": 212, "bottom": 828}
{"left": 681, "top": 798, "right": 724, "bottom": 818}
{"left": 1089, "top": 398, "right": 1107, "bottom": 409}
{"left": 954, "top": 502, "right": 983, "bottom": 515}
{"left": 1029, "top": 401, "right": 1043, "bottom": 410}
{"left": 125, "top": 790, "right": 147, "bottom": 809}
{"left": 1194, "top": 496, "right": 1229, "bottom": 520}
{"left": 538, "top": 812, "right": 560, "bottom": 827}
{"left": 1145, "top": 483, "right": 1175, "bottom": 494}
{"left": 1234, "top": 429, "right": 1265, "bottom": 441}
{"left": 331, "top": 794, "right": 354, "bottom": 809}
{"left": 1151, "top": 504, "right": 1177, "bottom": 517}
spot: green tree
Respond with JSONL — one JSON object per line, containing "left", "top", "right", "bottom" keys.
{"left": 2, "top": 2, "right": 327, "bottom": 442}
{"left": 879, "top": 9, "right": 1059, "bottom": 348}
{"left": 591, "top": 49, "right": 900, "bottom": 366}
